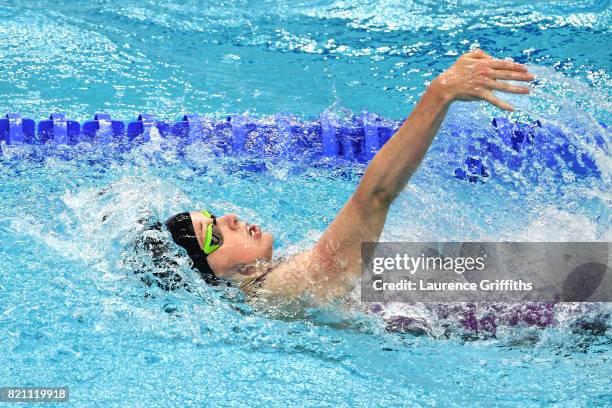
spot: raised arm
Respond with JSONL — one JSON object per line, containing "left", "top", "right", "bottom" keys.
{"left": 264, "top": 50, "right": 534, "bottom": 301}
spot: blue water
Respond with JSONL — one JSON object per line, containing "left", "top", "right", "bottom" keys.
{"left": 0, "top": 0, "right": 610, "bottom": 406}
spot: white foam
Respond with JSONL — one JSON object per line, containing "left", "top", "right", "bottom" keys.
{"left": 515, "top": 206, "right": 602, "bottom": 241}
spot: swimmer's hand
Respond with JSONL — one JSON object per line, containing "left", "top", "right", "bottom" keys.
{"left": 432, "top": 49, "right": 534, "bottom": 111}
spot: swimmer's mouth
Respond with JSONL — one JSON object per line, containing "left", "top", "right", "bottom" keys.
{"left": 247, "top": 223, "right": 261, "bottom": 239}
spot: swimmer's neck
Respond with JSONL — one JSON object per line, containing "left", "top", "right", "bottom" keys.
{"left": 228, "top": 259, "right": 279, "bottom": 290}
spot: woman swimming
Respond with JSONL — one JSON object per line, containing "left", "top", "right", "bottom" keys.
{"left": 160, "top": 49, "right": 534, "bottom": 302}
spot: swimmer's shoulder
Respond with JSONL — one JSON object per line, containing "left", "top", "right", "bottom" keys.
{"left": 257, "top": 250, "right": 348, "bottom": 302}
{"left": 257, "top": 251, "right": 314, "bottom": 298}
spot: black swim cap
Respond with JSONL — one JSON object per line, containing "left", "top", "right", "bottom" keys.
{"left": 164, "top": 212, "right": 219, "bottom": 285}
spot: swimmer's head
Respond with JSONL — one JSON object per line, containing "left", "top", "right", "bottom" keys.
{"left": 165, "top": 211, "right": 273, "bottom": 284}
{"left": 206, "top": 213, "right": 274, "bottom": 278}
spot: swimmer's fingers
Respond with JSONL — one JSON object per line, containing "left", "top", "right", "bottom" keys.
{"left": 467, "top": 48, "right": 493, "bottom": 59}
{"left": 480, "top": 90, "right": 515, "bottom": 112}
{"left": 491, "top": 70, "right": 535, "bottom": 82}
{"left": 489, "top": 59, "right": 527, "bottom": 72}
{"left": 485, "top": 78, "right": 530, "bottom": 94}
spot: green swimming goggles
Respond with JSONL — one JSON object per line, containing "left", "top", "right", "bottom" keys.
{"left": 201, "top": 210, "right": 223, "bottom": 255}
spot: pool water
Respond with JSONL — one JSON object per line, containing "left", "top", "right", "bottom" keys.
{"left": 0, "top": 0, "right": 610, "bottom": 406}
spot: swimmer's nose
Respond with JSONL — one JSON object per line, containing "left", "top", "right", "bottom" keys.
{"left": 222, "top": 213, "right": 240, "bottom": 230}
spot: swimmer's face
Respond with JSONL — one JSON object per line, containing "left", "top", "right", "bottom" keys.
{"left": 206, "top": 213, "right": 274, "bottom": 277}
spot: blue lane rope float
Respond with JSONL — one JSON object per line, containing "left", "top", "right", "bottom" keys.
{"left": 0, "top": 112, "right": 606, "bottom": 183}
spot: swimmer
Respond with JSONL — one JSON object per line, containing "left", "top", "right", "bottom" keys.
{"left": 159, "top": 50, "right": 534, "bottom": 302}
